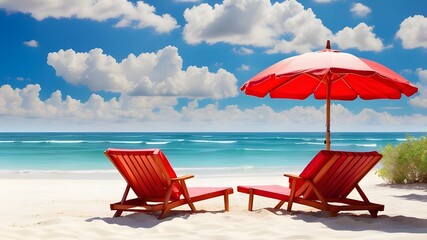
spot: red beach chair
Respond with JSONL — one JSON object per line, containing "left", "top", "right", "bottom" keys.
{"left": 105, "top": 148, "right": 233, "bottom": 219}
{"left": 237, "top": 150, "right": 384, "bottom": 217}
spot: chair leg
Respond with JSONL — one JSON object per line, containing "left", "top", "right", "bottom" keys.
{"left": 113, "top": 210, "right": 123, "bottom": 218}
{"left": 224, "top": 191, "right": 230, "bottom": 211}
{"left": 286, "top": 201, "right": 294, "bottom": 212}
{"left": 112, "top": 184, "right": 131, "bottom": 217}
{"left": 287, "top": 178, "right": 297, "bottom": 212}
{"left": 274, "top": 200, "right": 286, "bottom": 209}
{"left": 186, "top": 200, "right": 197, "bottom": 213}
{"left": 328, "top": 211, "right": 339, "bottom": 217}
{"left": 369, "top": 210, "right": 379, "bottom": 218}
{"left": 179, "top": 180, "right": 197, "bottom": 212}
{"left": 159, "top": 207, "right": 172, "bottom": 220}
{"left": 248, "top": 189, "right": 254, "bottom": 211}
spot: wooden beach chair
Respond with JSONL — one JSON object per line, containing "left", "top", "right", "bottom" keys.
{"left": 105, "top": 148, "right": 233, "bottom": 219}
{"left": 237, "top": 150, "right": 384, "bottom": 217}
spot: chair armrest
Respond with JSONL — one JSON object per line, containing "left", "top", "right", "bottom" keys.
{"left": 171, "top": 175, "right": 194, "bottom": 182}
{"left": 283, "top": 173, "right": 301, "bottom": 179}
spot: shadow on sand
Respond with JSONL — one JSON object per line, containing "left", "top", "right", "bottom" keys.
{"left": 86, "top": 210, "right": 226, "bottom": 228}
{"left": 376, "top": 183, "right": 427, "bottom": 203}
{"left": 267, "top": 208, "right": 427, "bottom": 234}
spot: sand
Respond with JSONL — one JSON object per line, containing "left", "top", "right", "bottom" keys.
{"left": 1, "top": 170, "right": 426, "bottom": 240}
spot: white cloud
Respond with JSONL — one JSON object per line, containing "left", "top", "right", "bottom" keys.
{"left": 23, "top": 39, "right": 39, "bottom": 47}
{"left": 396, "top": 15, "right": 427, "bottom": 49}
{"left": 232, "top": 46, "right": 254, "bottom": 55}
{"left": 334, "top": 23, "right": 384, "bottom": 52}
{"left": 409, "top": 68, "right": 427, "bottom": 108}
{"left": 238, "top": 64, "right": 250, "bottom": 71}
{"left": 183, "top": 0, "right": 333, "bottom": 53}
{"left": 183, "top": 0, "right": 384, "bottom": 53}
{"left": 1, "top": 84, "right": 426, "bottom": 132}
{"left": 47, "top": 46, "right": 238, "bottom": 99}
{"left": 0, "top": 0, "right": 178, "bottom": 33}
{"left": 0, "top": 84, "right": 179, "bottom": 121}
{"left": 350, "top": 3, "right": 371, "bottom": 17}
{"left": 0, "top": 84, "right": 47, "bottom": 117}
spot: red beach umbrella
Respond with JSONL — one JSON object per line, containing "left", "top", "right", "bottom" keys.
{"left": 241, "top": 41, "right": 418, "bottom": 150}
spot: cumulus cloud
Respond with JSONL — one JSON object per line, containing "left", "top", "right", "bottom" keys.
{"left": 0, "top": 0, "right": 178, "bottom": 33}
{"left": 47, "top": 46, "right": 238, "bottom": 99}
{"left": 183, "top": 0, "right": 384, "bottom": 53}
{"left": 409, "top": 68, "right": 427, "bottom": 108}
{"left": 0, "top": 84, "right": 50, "bottom": 117}
{"left": 350, "top": 3, "right": 371, "bottom": 17}
{"left": 396, "top": 15, "right": 427, "bottom": 49}
{"left": 1, "top": 84, "right": 426, "bottom": 132}
{"left": 0, "top": 84, "right": 178, "bottom": 121}
{"left": 183, "top": 0, "right": 333, "bottom": 53}
{"left": 23, "top": 40, "right": 39, "bottom": 47}
{"left": 334, "top": 23, "right": 384, "bottom": 52}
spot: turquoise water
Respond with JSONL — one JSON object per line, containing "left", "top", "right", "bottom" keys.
{"left": 0, "top": 132, "right": 425, "bottom": 173}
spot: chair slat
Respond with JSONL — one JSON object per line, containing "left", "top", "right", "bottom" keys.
{"left": 133, "top": 155, "right": 164, "bottom": 198}
{"left": 303, "top": 153, "right": 341, "bottom": 199}
{"left": 326, "top": 153, "right": 360, "bottom": 198}
{"left": 122, "top": 154, "right": 150, "bottom": 197}
{"left": 145, "top": 154, "right": 173, "bottom": 195}
{"left": 316, "top": 152, "right": 350, "bottom": 197}
{"left": 336, "top": 154, "right": 369, "bottom": 196}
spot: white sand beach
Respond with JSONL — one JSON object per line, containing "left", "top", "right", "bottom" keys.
{"left": 1, "top": 170, "right": 426, "bottom": 240}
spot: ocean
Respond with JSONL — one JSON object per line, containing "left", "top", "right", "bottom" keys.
{"left": 0, "top": 132, "right": 425, "bottom": 176}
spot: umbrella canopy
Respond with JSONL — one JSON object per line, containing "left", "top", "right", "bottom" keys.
{"left": 241, "top": 40, "right": 418, "bottom": 150}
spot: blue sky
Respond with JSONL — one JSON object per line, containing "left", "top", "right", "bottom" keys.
{"left": 0, "top": 0, "right": 426, "bottom": 132}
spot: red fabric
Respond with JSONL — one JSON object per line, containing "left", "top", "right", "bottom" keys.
{"left": 241, "top": 48, "right": 418, "bottom": 100}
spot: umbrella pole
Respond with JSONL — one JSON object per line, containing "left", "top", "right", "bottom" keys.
{"left": 326, "top": 82, "right": 331, "bottom": 150}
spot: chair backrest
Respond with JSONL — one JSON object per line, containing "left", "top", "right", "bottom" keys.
{"left": 105, "top": 148, "right": 182, "bottom": 200}
{"left": 293, "top": 150, "right": 382, "bottom": 200}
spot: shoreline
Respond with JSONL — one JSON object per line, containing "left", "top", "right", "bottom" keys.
{"left": 0, "top": 165, "right": 306, "bottom": 180}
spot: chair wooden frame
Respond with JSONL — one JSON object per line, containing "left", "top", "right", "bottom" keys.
{"left": 105, "top": 148, "right": 233, "bottom": 219}
{"left": 238, "top": 150, "right": 384, "bottom": 217}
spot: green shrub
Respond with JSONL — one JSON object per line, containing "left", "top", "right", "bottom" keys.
{"left": 377, "top": 135, "right": 427, "bottom": 184}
